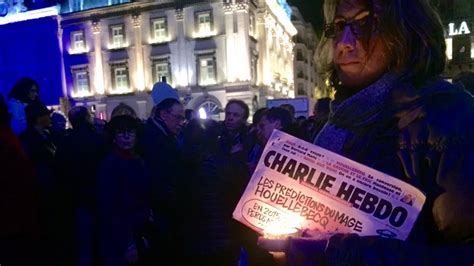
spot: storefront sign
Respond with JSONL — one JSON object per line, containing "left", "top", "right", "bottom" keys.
{"left": 449, "top": 21, "right": 471, "bottom": 36}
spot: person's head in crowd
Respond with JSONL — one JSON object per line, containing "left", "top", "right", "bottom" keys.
{"left": 224, "top": 99, "right": 249, "bottom": 132}
{"left": 279, "top": 104, "right": 296, "bottom": 118}
{"left": 313, "top": 97, "right": 331, "bottom": 117}
{"left": 111, "top": 102, "right": 137, "bottom": 119}
{"left": 453, "top": 72, "right": 474, "bottom": 96}
{"left": 151, "top": 81, "right": 179, "bottom": 106}
{"left": 319, "top": 0, "right": 445, "bottom": 96}
{"left": 0, "top": 94, "right": 11, "bottom": 127}
{"left": 51, "top": 112, "right": 67, "bottom": 131}
{"left": 182, "top": 118, "right": 220, "bottom": 154}
{"left": 8, "top": 77, "right": 40, "bottom": 104}
{"left": 107, "top": 115, "right": 140, "bottom": 152}
{"left": 155, "top": 98, "right": 184, "bottom": 136}
{"left": 151, "top": 81, "right": 184, "bottom": 136}
{"left": 257, "top": 107, "right": 293, "bottom": 145}
{"left": 25, "top": 101, "right": 51, "bottom": 129}
{"left": 185, "top": 109, "right": 196, "bottom": 122}
{"left": 252, "top": 107, "right": 268, "bottom": 126}
{"left": 68, "top": 106, "right": 93, "bottom": 129}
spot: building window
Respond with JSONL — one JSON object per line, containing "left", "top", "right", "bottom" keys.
{"left": 198, "top": 100, "right": 220, "bottom": 120}
{"left": 297, "top": 69, "right": 304, "bottom": 79}
{"left": 297, "top": 83, "right": 305, "bottom": 96}
{"left": 72, "top": 0, "right": 84, "bottom": 11}
{"left": 71, "top": 67, "right": 92, "bottom": 98}
{"left": 197, "top": 55, "right": 216, "bottom": 85}
{"left": 110, "top": 62, "right": 131, "bottom": 94}
{"left": 296, "top": 49, "right": 304, "bottom": 61}
{"left": 71, "top": 30, "right": 86, "bottom": 53}
{"left": 195, "top": 11, "right": 213, "bottom": 37}
{"left": 152, "top": 59, "right": 171, "bottom": 84}
{"left": 110, "top": 24, "right": 125, "bottom": 48}
{"left": 151, "top": 17, "right": 168, "bottom": 43}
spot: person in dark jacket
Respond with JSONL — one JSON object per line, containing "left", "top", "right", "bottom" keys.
{"left": 260, "top": 0, "right": 474, "bottom": 265}
{"left": 97, "top": 115, "right": 150, "bottom": 266}
{"left": 219, "top": 99, "right": 251, "bottom": 159}
{"left": 141, "top": 81, "right": 185, "bottom": 265}
{"left": 55, "top": 106, "right": 107, "bottom": 266}
{"left": 19, "top": 101, "right": 59, "bottom": 264}
{"left": 179, "top": 118, "right": 241, "bottom": 266}
{"left": 0, "top": 94, "right": 40, "bottom": 265}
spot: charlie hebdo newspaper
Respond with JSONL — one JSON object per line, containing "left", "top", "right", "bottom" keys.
{"left": 233, "top": 130, "right": 426, "bottom": 240}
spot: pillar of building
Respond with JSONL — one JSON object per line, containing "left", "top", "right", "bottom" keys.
{"left": 92, "top": 20, "right": 105, "bottom": 95}
{"left": 131, "top": 14, "right": 145, "bottom": 91}
{"left": 175, "top": 8, "right": 190, "bottom": 88}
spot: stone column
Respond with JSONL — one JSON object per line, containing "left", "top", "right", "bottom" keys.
{"left": 92, "top": 20, "right": 105, "bottom": 95}
{"left": 131, "top": 14, "right": 145, "bottom": 91}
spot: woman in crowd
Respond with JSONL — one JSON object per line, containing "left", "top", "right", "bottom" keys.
{"left": 97, "top": 115, "right": 150, "bottom": 266}
{"left": 265, "top": 0, "right": 474, "bottom": 264}
{"left": 7, "top": 77, "right": 40, "bottom": 134}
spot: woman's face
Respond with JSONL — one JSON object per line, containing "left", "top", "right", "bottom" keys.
{"left": 114, "top": 130, "right": 136, "bottom": 151}
{"left": 28, "top": 85, "right": 38, "bottom": 101}
{"left": 332, "top": 0, "right": 391, "bottom": 91}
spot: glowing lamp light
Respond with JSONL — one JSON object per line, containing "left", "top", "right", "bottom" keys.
{"left": 108, "top": 87, "right": 133, "bottom": 95}
{"left": 70, "top": 90, "right": 93, "bottom": 98}
{"left": 263, "top": 223, "right": 298, "bottom": 239}
{"left": 198, "top": 108, "right": 207, "bottom": 119}
{"left": 259, "top": 219, "right": 301, "bottom": 265}
{"left": 107, "top": 42, "right": 129, "bottom": 50}
{"left": 192, "top": 29, "right": 217, "bottom": 39}
{"left": 69, "top": 47, "right": 90, "bottom": 55}
{"left": 148, "top": 36, "right": 172, "bottom": 45}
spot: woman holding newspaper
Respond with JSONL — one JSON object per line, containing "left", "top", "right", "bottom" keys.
{"left": 259, "top": 0, "right": 474, "bottom": 264}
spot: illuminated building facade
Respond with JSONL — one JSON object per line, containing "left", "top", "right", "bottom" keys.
{"left": 0, "top": 4, "right": 63, "bottom": 106}
{"left": 437, "top": 0, "right": 474, "bottom": 79}
{"left": 290, "top": 6, "right": 319, "bottom": 100}
{"left": 60, "top": 0, "right": 297, "bottom": 119}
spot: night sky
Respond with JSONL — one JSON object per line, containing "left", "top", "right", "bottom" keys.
{"left": 288, "top": 0, "right": 325, "bottom": 34}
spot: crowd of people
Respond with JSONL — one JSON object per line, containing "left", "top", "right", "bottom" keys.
{"left": 0, "top": 75, "right": 330, "bottom": 266}
{"left": 2, "top": 0, "right": 474, "bottom": 265}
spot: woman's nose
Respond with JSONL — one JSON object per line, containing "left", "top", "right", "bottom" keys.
{"left": 335, "top": 26, "right": 356, "bottom": 51}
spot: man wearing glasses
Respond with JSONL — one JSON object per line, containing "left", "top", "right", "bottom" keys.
{"left": 142, "top": 81, "right": 186, "bottom": 265}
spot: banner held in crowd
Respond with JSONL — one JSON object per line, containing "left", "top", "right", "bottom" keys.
{"left": 233, "top": 130, "right": 426, "bottom": 240}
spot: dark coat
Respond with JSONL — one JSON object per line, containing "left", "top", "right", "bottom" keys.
{"left": 55, "top": 125, "right": 107, "bottom": 211}
{"left": 19, "top": 127, "right": 56, "bottom": 194}
{"left": 288, "top": 80, "right": 474, "bottom": 265}
{"left": 97, "top": 151, "right": 150, "bottom": 266}
{"left": 140, "top": 117, "right": 186, "bottom": 264}
{"left": 0, "top": 126, "right": 40, "bottom": 265}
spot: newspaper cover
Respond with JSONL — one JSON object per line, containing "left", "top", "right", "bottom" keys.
{"left": 233, "top": 130, "right": 426, "bottom": 240}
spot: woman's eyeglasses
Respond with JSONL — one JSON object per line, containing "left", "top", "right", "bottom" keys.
{"left": 324, "top": 10, "right": 376, "bottom": 39}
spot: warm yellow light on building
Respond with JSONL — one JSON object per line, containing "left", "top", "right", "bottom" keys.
{"left": 445, "top": 38, "right": 453, "bottom": 60}
{"left": 71, "top": 90, "right": 93, "bottom": 98}
{"left": 108, "top": 87, "right": 133, "bottom": 95}
{"left": 69, "top": 47, "right": 90, "bottom": 55}
{"left": 192, "top": 30, "right": 218, "bottom": 39}
{"left": 148, "top": 36, "right": 172, "bottom": 45}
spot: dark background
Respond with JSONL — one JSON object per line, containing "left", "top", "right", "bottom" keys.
{"left": 288, "top": 0, "right": 324, "bottom": 33}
